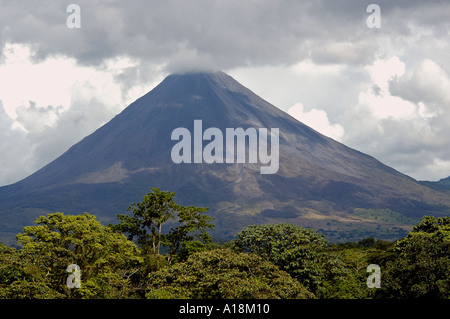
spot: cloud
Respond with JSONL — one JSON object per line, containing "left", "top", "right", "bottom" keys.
{"left": 310, "top": 41, "right": 378, "bottom": 66}
{"left": 356, "top": 57, "right": 417, "bottom": 120}
{"left": 7, "top": 0, "right": 446, "bottom": 71}
{"left": 288, "top": 103, "right": 345, "bottom": 141}
{"left": 0, "top": 101, "right": 35, "bottom": 185}
{"left": 1, "top": 1, "right": 448, "bottom": 83}
{"left": 390, "top": 59, "right": 450, "bottom": 109}
{"left": 339, "top": 56, "right": 450, "bottom": 180}
{"left": 15, "top": 102, "right": 64, "bottom": 132}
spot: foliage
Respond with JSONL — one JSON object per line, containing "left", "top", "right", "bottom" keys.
{"left": 232, "top": 223, "right": 327, "bottom": 293}
{"left": 114, "top": 188, "right": 179, "bottom": 255}
{"left": 320, "top": 239, "right": 395, "bottom": 299}
{"left": 146, "top": 249, "right": 314, "bottom": 299}
{"left": 313, "top": 252, "right": 364, "bottom": 299}
{"left": 9, "top": 212, "right": 143, "bottom": 298}
{"left": 164, "top": 204, "right": 215, "bottom": 263}
{"left": 0, "top": 243, "right": 63, "bottom": 298}
{"left": 379, "top": 216, "right": 450, "bottom": 298}
{"left": 113, "top": 187, "right": 214, "bottom": 263}
{"left": 231, "top": 223, "right": 402, "bottom": 299}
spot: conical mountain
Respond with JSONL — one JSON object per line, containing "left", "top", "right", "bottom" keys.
{"left": 1, "top": 71, "right": 449, "bottom": 242}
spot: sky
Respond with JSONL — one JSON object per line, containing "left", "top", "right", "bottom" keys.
{"left": 0, "top": 0, "right": 450, "bottom": 186}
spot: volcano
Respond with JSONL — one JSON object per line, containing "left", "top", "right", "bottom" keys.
{"left": 1, "top": 71, "right": 449, "bottom": 243}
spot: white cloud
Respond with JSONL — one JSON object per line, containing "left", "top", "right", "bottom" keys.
{"left": 0, "top": 43, "right": 152, "bottom": 121}
{"left": 357, "top": 90, "right": 417, "bottom": 120}
{"left": 287, "top": 102, "right": 345, "bottom": 141}
{"left": 366, "top": 56, "right": 406, "bottom": 91}
{"left": 339, "top": 55, "right": 450, "bottom": 181}
{"left": 417, "top": 102, "right": 437, "bottom": 119}
{"left": 350, "top": 57, "right": 416, "bottom": 122}
{"left": 0, "top": 43, "right": 72, "bottom": 118}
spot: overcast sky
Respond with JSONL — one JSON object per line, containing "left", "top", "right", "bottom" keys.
{"left": 1, "top": 0, "right": 450, "bottom": 186}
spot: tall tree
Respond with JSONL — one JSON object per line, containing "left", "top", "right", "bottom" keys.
{"left": 115, "top": 188, "right": 178, "bottom": 255}
{"left": 114, "top": 187, "right": 214, "bottom": 262}
{"left": 164, "top": 204, "right": 214, "bottom": 263}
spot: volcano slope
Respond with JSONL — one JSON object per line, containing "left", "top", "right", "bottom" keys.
{"left": 1, "top": 71, "right": 449, "bottom": 243}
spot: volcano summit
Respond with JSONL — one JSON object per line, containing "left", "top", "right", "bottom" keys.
{"left": 0, "top": 71, "right": 449, "bottom": 243}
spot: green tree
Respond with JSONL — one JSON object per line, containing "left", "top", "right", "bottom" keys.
{"left": 146, "top": 249, "right": 314, "bottom": 299}
{"left": 232, "top": 223, "right": 327, "bottom": 293}
{"left": 314, "top": 253, "right": 362, "bottom": 299}
{"left": 319, "top": 241, "right": 395, "bottom": 299}
{"left": 15, "top": 212, "right": 142, "bottom": 299}
{"left": 0, "top": 243, "right": 64, "bottom": 298}
{"left": 380, "top": 216, "right": 450, "bottom": 298}
{"left": 114, "top": 188, "right": 214, "bottom": 263}
{"left": 115, "top": 188, "right": 178, "bottom": 255}
{"left": 164, "top": 204, "right": 214, "bottom": 263}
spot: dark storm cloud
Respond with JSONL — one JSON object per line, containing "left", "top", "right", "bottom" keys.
{"left": 1, "top": 0, "right": 446, "bottom": 71}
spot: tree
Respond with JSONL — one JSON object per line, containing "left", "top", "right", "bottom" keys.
{"left": 319, "top": 240, "right": 395, "bottom": 299}
{"left": 164, "top": 204, "right": 214, "bottom": 263}
{"left": 0, "top": 243, "right": 64, "bottom": 298}
{"left": 314, "top": 253, "right": 362, "bottom": 299}
{"left": 232, "top": 223, "right": 327, "bottom": 293}
{"left": 115, "top": 188, "right": 178, "bottom": 255}
{"left": 146, "top": 249, "right": 314, "bottom": 299}
{"left": 114, "top": 187, "right": 214, "bottom": 263}
{"left": 380, "top": 216, "right": 450, "bottom": 298}
{"left": 15, "top": 212, "right": 142, "bottom": 299}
